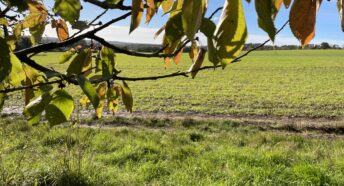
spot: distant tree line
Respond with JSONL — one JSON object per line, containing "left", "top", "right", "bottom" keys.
{"left": 244, "top": 42, "right": 342, "bottom": 50}
{"left": 14, "top": 37, "right": 342, "bottom": 53}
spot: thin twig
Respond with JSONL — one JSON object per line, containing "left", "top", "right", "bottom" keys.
{"left": 208, "top": 7, "right": 223, "bottom": 20}
{"left": 70, "top": 9, "right": 109, "bottom": 38}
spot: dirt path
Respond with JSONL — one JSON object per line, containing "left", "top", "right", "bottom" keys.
{"left": 2, "top": 106, "right": 344, "bottom": 135}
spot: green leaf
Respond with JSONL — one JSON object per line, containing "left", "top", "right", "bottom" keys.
{"left": 101, "top": 47, "right": 116, "bottom": 79}
{"left": 30, "top": 23, "right": 46, "bottom": 46}
{"left": 59, "top": 48, "right": 76, "bottom": 64}
{"left": 45, "top": 90, "right": 74, "bottom": 126}
{"left": 200, "top": 18, "right": 216, "bottom": 38}
{"left": 213, "top": 0, "right": 248, "bottom": 68}
{"left": 0, "top": 18, "right": 8, "bottom": 25}
{"left": 121, "top": 81, "right": 133, "bottom": 112}
{"left": 8, "top": 53, "right": 25, "bottom": 86}
{"left": 77, "top": 75, "right": 100, "bottom": 109}
{"left": 200, "top": 18, "right": 219, "bottom": 66}
{"left": 0, "top": 85, "right": 5, "bottom": 112}
{"left": 67, "top": 49, "right": 92, "bottom": 76}
{"left": 255, "top": 0, "right": 276, "bottom": 42}
{"left": 72, "top": 21, "right": 90, "bottom": 31}
{"left": 0, "top": 37, "right": 11, "bottom": 83}
{"left": 182, "top": 0, "right": 207, "bottom": 40}
{"left": 165, "top": 13, "right": 184, "bottom": 45}
{"left": 22, "top": 64, "right": 42, "bottom": 105}
{"left": 23, "top": 91, "right": 53, "bottom": 125}
{"left": 54, "top": 0, "right": 81, "bottom": 24}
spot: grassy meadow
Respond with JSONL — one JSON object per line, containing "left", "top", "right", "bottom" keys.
{"left": 1, "top": 50, "right": 344, "bottom": 185}
{"left": 1, "top": 117, "right": 344, "bottom": 185}
{"left": 30, "top": 49, "right": 344, "bottom": 118}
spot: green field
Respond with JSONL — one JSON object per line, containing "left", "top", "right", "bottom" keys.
{"left": 2, "top": 50, "right": 344, "bottom": 185}
{"left": 30, "top": 50, "right": 344, "bottom": 118}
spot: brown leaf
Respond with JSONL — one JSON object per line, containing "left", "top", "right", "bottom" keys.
{"left": 145, "top": 0, "right": 156, "bottom": 23}
{"left": 290, "top": 0, "right": 320, "bottom": 47}
{"left": 130, "top": 0, "right": 144, "bottom": 33}
{"left": 56, "top": 19, "right": 69, "bottom": 41}
{"left": 283, "top": 0, "right": 291, "bottom": 8}
{"left": 164, "top": 57, "right": 170, "bottom": 69}
{"left": 173, "top": 47, "right": 183, "bottom": 65}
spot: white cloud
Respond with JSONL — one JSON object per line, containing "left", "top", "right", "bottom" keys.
{"left": 43, "top": 24, "right": 344, "bottom": 46}
{"left": 96, "top": 26, "right": 164, "bottom": 44}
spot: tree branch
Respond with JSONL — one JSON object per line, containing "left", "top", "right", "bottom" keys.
{"left": 90, "top": 35, "right": 192, "bottom": 58}
{"left": 1, "top": 20, "right": 290, "bottom": 94}
{"left": 83, "top": 0, "right": 132, "bottom": 10}
{"left": 14, "top": 12, "right": 132, "bottom": 57}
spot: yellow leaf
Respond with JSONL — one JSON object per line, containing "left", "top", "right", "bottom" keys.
{"left": 182, "top": 0, "right": 207, "bottom": 40}
{"left": 56, "top": 19, "right": 69, "bottom": 42}
{"left": 213, "top": 0, "right": 247, "bottom": 68}
{"left": 95, "top": 82, "right": 107, "bottom": 118}
{"left": 170, "top": 0, "right": 184, "bottom": 17}
{"left": 8, "top": 53, "right": 25, "bottom": 86}
{"left": 22, "top": 0, "right": 48, "bottom": 29}
{"left": 188, "top": 48, "right": 206, "bottom": 79}
{"left": 189, "top": 41, "right": 198, "bottom": 62}
{"left": 107, "top": 84, "right": 121, "bottom": 114}
{"left": 162, "top": 0, "right": 173, "bottom": 13}
{"left": 79, "top": 96, "right": 91, "bottom": 109}
{"left": 289, "top": 0, "right": 321, "bottom": 47}
{"left": 130, "top": 0, "right": 144, "bottom": 33}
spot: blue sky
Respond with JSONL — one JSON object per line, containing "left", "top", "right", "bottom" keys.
{"left": 43, "top": 0, "right": 344, "bottom": 45}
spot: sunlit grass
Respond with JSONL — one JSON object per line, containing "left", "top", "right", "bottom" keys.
{"left": 1, "top": 117, "right": 344, "bottom": 185}
{"left": 30, "top": 50, "right": 344, "bottom": 117}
